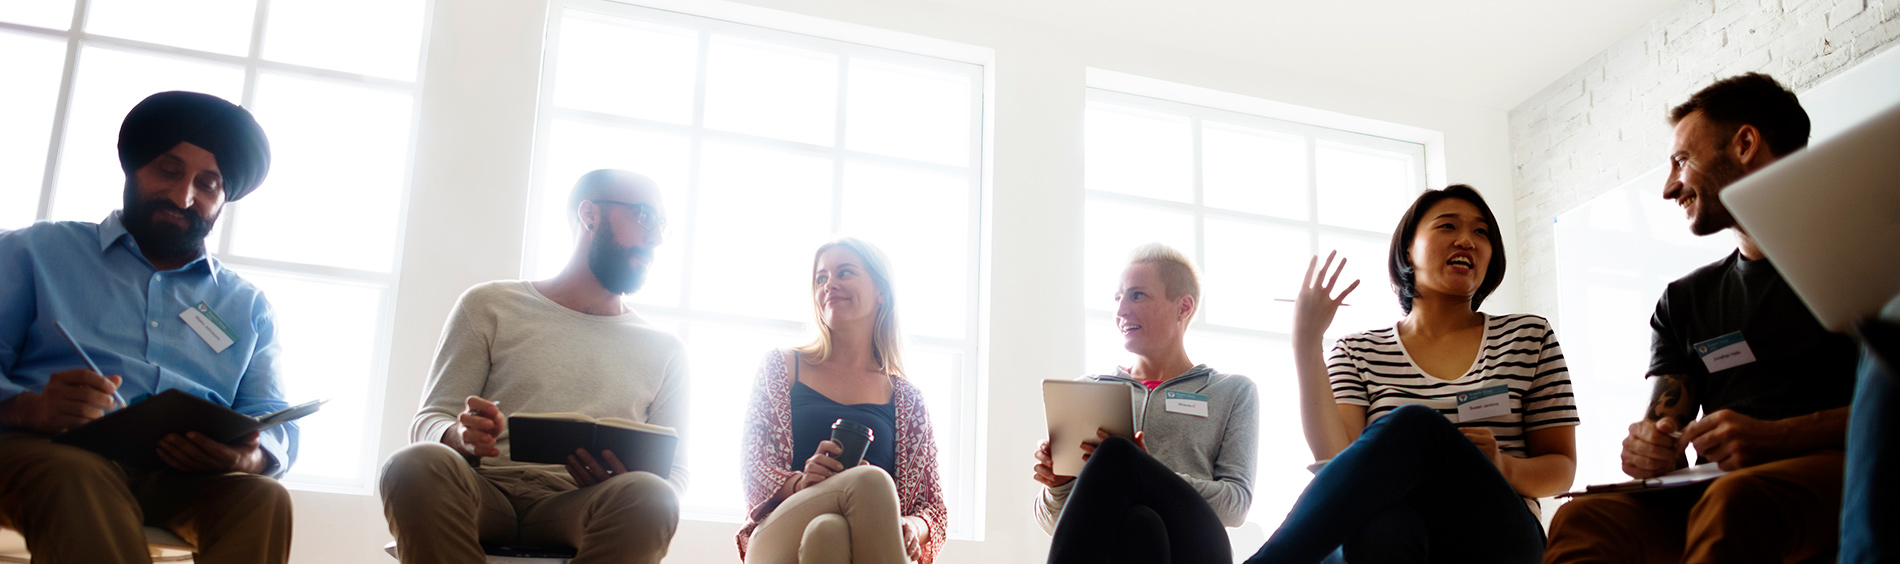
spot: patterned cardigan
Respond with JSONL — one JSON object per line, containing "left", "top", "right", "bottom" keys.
{"left": 737, "top": 349, "right": 949, "bottom": 563}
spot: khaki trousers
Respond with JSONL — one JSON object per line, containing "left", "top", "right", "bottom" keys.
{"left": 379, "top": 442, "right": 679, "bottom": 564}
{"left": 1544, "top": 450, "right": 1844, "bottom": 564}
{"left": 0, "top": 432, "right": 293, "bottom": 564}
{"left": 746, "top": 466, "right": 906, "bottom": 564}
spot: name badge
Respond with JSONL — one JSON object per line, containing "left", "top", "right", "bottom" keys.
{"left": 1694, "top": 331, "right": 1757, "bottom": 373}
{"left": 1455, "top": 385, "right": 1512, "bottom": 422}
{"left": 179, "top": 302, "right": 236, "bottom": 353}
{"left": 1163, "top": 389, "right": 1209, "bottom": 418}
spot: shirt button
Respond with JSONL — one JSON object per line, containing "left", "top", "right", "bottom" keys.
{"left": 150, "top": 321, "right": 159, "bottom": 327}
{"left": 154, "top": 274, "right": 162, "bottom": 281}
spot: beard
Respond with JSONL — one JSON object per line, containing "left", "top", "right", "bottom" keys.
{"left": 121, "top": 181, "right": 214, "bottom": 261}
{"left": 587, "top": 220, "right": 650, "bottom": 295}
{"left": 1688, "top": 151, "right": 1748, "bottom": 236}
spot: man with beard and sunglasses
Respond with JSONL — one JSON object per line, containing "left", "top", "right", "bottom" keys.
{"left": 0, "top": 91, "right": 295, "bottom": 562}
{"left": 380, "top": 169, "right": 688, "bottom": 564}
{"left": 1543, "top": 74, "right": 1860, "bottom": 563}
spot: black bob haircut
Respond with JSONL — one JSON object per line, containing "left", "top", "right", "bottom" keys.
{"left": 1387, "top": 184, "right": 1506, "bottom": 314}
{"left": 1668, "top": 73, "right": 1810, "bottom": 158}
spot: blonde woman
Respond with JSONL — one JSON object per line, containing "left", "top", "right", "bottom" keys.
{"left": 738, "top": 237, "right": 948, "bottom": 564}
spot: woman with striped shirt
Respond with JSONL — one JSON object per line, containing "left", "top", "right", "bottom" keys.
{"left": 1246, "top": 185, "right": 1579, "bottom": 564}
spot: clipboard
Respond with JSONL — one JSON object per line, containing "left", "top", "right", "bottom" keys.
{"left": 1042, "top": 379, "right": 1135, "bottom": 476}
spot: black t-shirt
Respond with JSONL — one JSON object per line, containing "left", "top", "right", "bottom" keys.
{"left": 1648, "top": 250, "right": 1859, "bottom": 420}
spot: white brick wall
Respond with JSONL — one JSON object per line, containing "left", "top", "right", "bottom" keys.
{"left": 1508, "top": 0, "right": 1900, "bottom": 318}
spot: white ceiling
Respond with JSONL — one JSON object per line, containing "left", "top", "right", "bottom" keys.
{"left": 928, "top": 0, "right": 1681, "bottom": 110}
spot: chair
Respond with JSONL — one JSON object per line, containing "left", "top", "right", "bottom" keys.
{"left": 383, "top": 541, "right": 577, "bottom": 563}
{"left": 0, "top": 526, "right": 197, "bottom": 562}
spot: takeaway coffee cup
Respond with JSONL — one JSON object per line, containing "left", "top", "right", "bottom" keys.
{"left": 830, "top": 419, "right": 874, "bottom": 468}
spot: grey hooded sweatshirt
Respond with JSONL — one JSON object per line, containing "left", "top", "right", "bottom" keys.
{"left": 1035, "top": 365, "right": 1259, "bottom": 532}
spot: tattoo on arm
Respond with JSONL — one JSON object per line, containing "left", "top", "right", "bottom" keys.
{"left": 1646, "top": 374, "right": 1695, "bottom": 426}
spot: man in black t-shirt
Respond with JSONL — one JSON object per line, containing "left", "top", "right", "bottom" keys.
{"left": 1545, "top": 74, "right": 1859, "bottom": 564}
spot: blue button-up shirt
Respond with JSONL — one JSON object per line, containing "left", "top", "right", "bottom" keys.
{"left": 0, "top": 212, "right": 295, "bottom": 477}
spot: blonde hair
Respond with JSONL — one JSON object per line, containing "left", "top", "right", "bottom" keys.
{"left": 1128, "top": 243, "right": 1200, "bottom": 317}
{"left": 795, "top": 237, "right": 906, "bottom": 377}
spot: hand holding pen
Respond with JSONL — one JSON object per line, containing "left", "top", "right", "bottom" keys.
{"left": 6, "top": 321, "right": 132, "bottom": 434}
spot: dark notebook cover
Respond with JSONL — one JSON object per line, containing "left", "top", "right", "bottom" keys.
{"left": 51, "top": 389, "right": 320, "bottom": 470}
{"left": 507, "top": 416, "right": 677, "bottom": 479}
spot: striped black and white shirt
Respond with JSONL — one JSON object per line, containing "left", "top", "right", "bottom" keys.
{"left": 1328, "top": 313, "right": 1580, "bottom": 458}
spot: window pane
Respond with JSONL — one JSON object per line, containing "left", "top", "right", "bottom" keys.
{"left": 1203, "top": 122, "right": 1307, "bottom": 219}
{"left": 1083, "top": 199, "right": 1195, "bottom": 312}
{"left": 228, "top": 267, "right": 382, "bottom": 482}
{"left": 0, "top": 32, "right": 66, "bottom": 229}
{"left": 1316, "top": 232, "right": 1405, "bottom": 340}
{"left": 87, "top": 0, "right": 257, "bottom": 56}
{"left": 262, "top": 0, "right": 425, "bottom": 81}
{"left": 679, "top": 322, "right": 791, "bottom": 517}
{"left": 552, "top": 15, "right": 698, "bottom": 124}
{"left": 689, "top": 141, "right": 832, "bottom": 321}
{"left": 1183, "top": 331, "right": 1308, "bottom": 529}
{"left": 1201, "top": 219, "right": 1309, "bottom": 333}
{"left": 841, "top": 161, "right": 969, "bottom": 340}
{"left": 534, "top": 119, "right": 693, "bottom": 307}
{"left": 1316, "top": 140, "right": 1416, "bottom": 232}
{"left": 703, "top": 36, "right": 837, "bottom": 146}
{"left": 52, "top": 46, "right": 243, "bottom": 223}
{"left": 904, "top": 347, "right": 966, "bottom": 533}
{"left": 0, "top": 0, "right": 75, "bottom": 29}
{"left": 228, "top": 73, "right": 410, "bottom": 272}
{"left": 1085, "top": 103, "right": 1191, "bottom": 203}
{"left": 844, "top": 58, "right": 970, "bottom": 166}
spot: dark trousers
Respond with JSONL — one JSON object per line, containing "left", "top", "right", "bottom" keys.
{"left": 1047, "top": 437, "right": 1232, "bottom": 564}
{"left": 1843, "top": 317, "right": 1898, "bottom": 564}
{"left": 1246, "top": 404, "right": 1545, "bottom": 564}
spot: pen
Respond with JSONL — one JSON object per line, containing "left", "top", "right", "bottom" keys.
{"left": 1273, "top": 298, "right": 1351, "bottom": 305}
{"left": 53, "top": 321, "right": 127, "bottom": 411}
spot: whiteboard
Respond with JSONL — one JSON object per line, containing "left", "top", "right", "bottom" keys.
{"left": 1551, "top": 44, "right": 1900, "bottom": 492}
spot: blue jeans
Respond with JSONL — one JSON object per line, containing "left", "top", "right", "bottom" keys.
{"left": 1842, "top": 308, "right": 1898, "bottom": 563}
{"left": 1245, "top": 404, "right": 1545, "bottom": 564}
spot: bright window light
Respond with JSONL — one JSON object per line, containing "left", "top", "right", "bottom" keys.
{"left": 261, "top": 0, "right": 427, "bottom": 81}
{"left": 87, "top": 0, "right": 258, "bottom": 56}
{"left": 4, "top": 1, "right": 426, "bottom": 493}
{"left": 1082, "top": 88, "right": 1427, "bottom": 531}
{"left": 0, "top": 0, "right": 76, "bottom": 29}
{"left": 532, "top": 2, "right": 985, "bottom": 536}
{"left": 0, "top": 31, "right": 65, "bottom": 229}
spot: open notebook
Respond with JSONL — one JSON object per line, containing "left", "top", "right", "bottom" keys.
{"left": 507, "top": 413, "right": 677, "bottom": 479}
{"left": 54, "top": 390, "right": 324, "bottom": 470}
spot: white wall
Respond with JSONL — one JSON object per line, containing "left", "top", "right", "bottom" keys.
{"left": 1508, "top": 0, "right": 1900, "bottom": 320}
{"left": 286, "top": 0, "right": 1519, "bottom": 562}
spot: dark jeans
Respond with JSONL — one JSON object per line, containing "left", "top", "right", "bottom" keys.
{"left": 1047, "top": 437, "right": 1232, "bottom": 564}
{"left": 1842, "top": 315, "right": 1898, "bottom": 563}
{"left": 1245, "top": 404, "right": 1545, "bottom": 564}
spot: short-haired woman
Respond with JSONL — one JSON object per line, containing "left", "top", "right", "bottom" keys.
{"left": 1245, "top": 185, "right": 1579, "bottom": 564}
{"left": 1033, "top": 243, "right": 1259, "bottom": 564}
{"left": 738, "top": 237, "right": 947, "bottom": 564}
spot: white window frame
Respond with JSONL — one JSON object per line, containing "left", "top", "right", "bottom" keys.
{"left": 0, "top": 0, "right": 427, "bottom": 494}
{"left": 528, "top": 0, "right": 988, "bottom": 538}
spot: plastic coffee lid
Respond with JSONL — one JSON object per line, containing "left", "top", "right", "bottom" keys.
{"left": 832, "top": 418, "right": 873, "bottom": 439}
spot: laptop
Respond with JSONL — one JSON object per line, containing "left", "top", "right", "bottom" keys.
{"left": 1721, "top": 100, "right": 1900, "bottom": 334}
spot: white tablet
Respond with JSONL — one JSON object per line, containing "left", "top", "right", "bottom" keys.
{"left": 1042, "top": 379, "right": 1136, "bottom": 476}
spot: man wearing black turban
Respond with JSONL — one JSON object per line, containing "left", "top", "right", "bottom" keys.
{"left": 0, "top": 91, "right": 295, "bottom": 563}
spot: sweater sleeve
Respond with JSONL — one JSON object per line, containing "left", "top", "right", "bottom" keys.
{"left": 410, "top": 286, "right": 495, "bottom": 448}
{"left": 895, "top": 379, "right": 949, "bottom": 563}
{"left": 1034, "top": 480, "right": 1074, "bottom": 535}
{"left": 644, "top": 341, "right": 691, "bottom": 493}
{"left": 1174, "top": 376, "right": 1258, "bottom": 527}
{"left": 740, "top": 351, "right": 797, "bottom": 523}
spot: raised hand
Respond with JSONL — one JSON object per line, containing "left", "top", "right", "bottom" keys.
{"left": 1293, "top": 251, "right": 1360, "bottom": 344}
{"left": 457, "top": 396, "right": 505, "bottom": 458}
